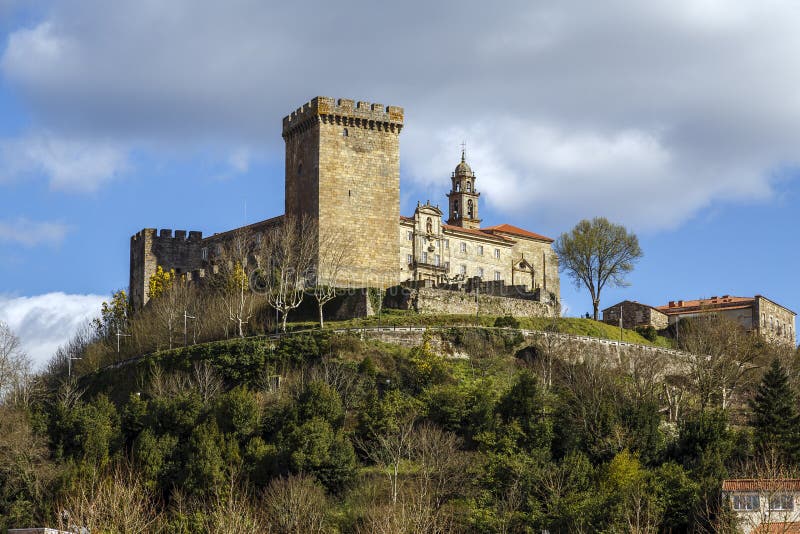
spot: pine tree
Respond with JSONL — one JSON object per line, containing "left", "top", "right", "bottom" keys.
{"left": 750, "top": 358, "right": 800, "bottom": 460}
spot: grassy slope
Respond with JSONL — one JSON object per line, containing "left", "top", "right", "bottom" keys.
{"left": 290, "top": 309, "right": 673, "bottom": 347}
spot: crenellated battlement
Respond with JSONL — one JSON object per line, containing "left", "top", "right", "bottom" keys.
{"left": 131, "top": 228, "right": 203, "bottom": 243}
{"left": 282, "top": 96, "right": 404, "bottom": 137}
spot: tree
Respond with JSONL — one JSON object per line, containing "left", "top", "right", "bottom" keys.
{"left": 309, "top": 229, "right": 348, "bottom": 329}
{"left": 750, "top": 358, "right": 800, "bottom": 460}
{"left": 678, "top": 314, "right": 760, "bottom": 410}
{"left": 258, "top": 215, "right": 317, "bottom": 332}
{"left": 554, "top": 217, "right": 642, "bottom": 320}
{"left": 213, "top": 228, "right": 259, "bottom": 338}
{"left": 0, "top": 322, "right": 30, "bottom": 405}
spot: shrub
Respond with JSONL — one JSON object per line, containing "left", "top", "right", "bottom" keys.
{"left": 494, "top": 315, "right": 520, "bottom": 329}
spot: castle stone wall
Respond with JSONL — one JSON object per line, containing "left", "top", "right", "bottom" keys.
{"left": 283, "top": 97, "right": 403, "bottom": 289}
{"left": 387, "top": 286, "right": 555, "bottom": 318}
{"left": 129, "top": 228, "right": 204, "bottom": 310}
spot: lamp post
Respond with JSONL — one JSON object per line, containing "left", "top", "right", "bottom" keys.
{"left": 183, "top": 310, "right": 196, "bottom": 347}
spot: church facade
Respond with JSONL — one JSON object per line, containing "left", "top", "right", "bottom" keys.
{"left": 129, "top": 97, "right": 560, "bottom": 310}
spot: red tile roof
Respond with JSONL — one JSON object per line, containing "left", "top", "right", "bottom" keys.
{"left": 723, "top": 479, "right": 800, "bottom": 492}
{"left": 441, "top": 224, "right": 513, "bottom": 242}
{"left": 482, "top": 223, "right": 554, "bottom": 242}
{"left": 753, "top": 523, "right": 800, "bottom": 534}
{"left": 400, "top": 215, "right": 414, "bottom": 223}
{"left": 656, "top": 296, "right": 755, "bottom": 315}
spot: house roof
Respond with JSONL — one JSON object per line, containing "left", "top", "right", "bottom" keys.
{"left": 722, "top": 479, "right": 800, "bottom": 492}
{"left": 752, "top": 523, "right": 800, "bottom": 534}
{"left": 482, "top": 223, "right": 554, "bottom": 242}
{"left": 655, "top": 296, "right": 755, "bottom": 316}
{"left": 602, "top": 300, "right": 666, "bottom": 315}
{"left": 441, "top": 224, "right": 514, "bottom": 243}
{"left": 203, "top": 215, "right": 284, "bottom": 243}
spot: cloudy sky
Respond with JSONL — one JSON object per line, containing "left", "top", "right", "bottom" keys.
{"left": 1, "top": 0, "right": 799, "bottom": 365}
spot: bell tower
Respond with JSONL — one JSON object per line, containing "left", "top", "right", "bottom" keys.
{"left": 446, "top": 150, "right": 481, "bottom": 229}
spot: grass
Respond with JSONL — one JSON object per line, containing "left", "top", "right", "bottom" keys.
{"left": 288, "top": 309, "right": 674, "bottom": 347}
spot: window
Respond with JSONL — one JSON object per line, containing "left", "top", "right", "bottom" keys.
{"left": 455, "top": 182, "right": 461, "bottom": 192}
{"left": 494, "top": 248, "right": 500, "bottom": 259}
{"left": 444, "top": 239, "right": 449, "bottom": 249}
{"left": 422, "top": 251, "right": 428, "bottom": 263}
{"left": 477, "top": 245, "right": 484, "bottom": 256}
{"left": 445, "top": 261, "right": 450, "bottom": 271}
{"left": 467, "top": 199, "right": 474, "bottom": 218}
{"left": 407, "top": 231, "right": 413, "bottom": 241}
{"left": 342, "top": 127, "right": 349, "bottom": 137}
{"left": 495, "top": 271, "right": 501, "bottom": 281}
{"left": 732, "top": 493, "right": 759, "bottom": 511}
{"left": 466, "top": 181, "right": 471, "bottom": 192}
{"left": 460, "top": 264, "right": 467, "bottom": 275}
{"left": 770, "top": 494, "right": 794, "bottom": 511}
{"left": 435, "top": 254, "right": 441, "bottom": 266}
{"left": 477, "top": 267, "right": 484, "bottom": 279}
{"left": 460, "top": 242, "right": 467, "bottom": 253}
{"left": 407, "top": 254, "right": 413, "bottom": 265}
{"left": 201, "top": 247, "right": 208, "bottom": 261}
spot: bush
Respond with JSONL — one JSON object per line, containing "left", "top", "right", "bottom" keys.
{"left": 494, "top": 315, "right": 520, "bottom": 329}
{"left": 635, "top": 325, "right": 658, "bottom": 342}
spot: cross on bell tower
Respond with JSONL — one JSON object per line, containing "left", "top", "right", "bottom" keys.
{"left": 446, "top": 148, "right": 481, "bottom": 229}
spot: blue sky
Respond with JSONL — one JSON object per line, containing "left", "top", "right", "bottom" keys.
{"left": 1, "top": 0, "right": 800, "bottom": 365}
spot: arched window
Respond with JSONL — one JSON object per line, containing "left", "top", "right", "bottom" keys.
{"left": 455, "top": 182, "right": 460, "bottom": 192}
{"left": 467, "top": 199, "right": 474, "bottom": 218}
{"left": 466, "top": 181, "right": 472, "bottom": 192}
{"left": 297, "top": 162, "right": 303, "bottom": 176}
{"left": 342, "top": 128, "right": 349, "bottom": 137}
{"left": 453, "top": 200, "right": 459, "bottom": 218}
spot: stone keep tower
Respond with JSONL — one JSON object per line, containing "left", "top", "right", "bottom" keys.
{"left": 282, "top": 97, "right": 404, "bottom": 287}
{"left": 447, "top": 151, "right": 481, "bottom": 229}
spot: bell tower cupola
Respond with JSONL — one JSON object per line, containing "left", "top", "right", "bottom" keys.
{"left": 447, "top": 149, "right": 481, "bottom": 229}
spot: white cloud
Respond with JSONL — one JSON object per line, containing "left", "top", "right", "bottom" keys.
{"left": 0, "top": 133, "right": 129, "bottom": 192}
{"left": 1, "top": 0, "right": 800, "bottom": 228}
{"left": 0, "top": 217, "right": 70, "bottom": 247}
{"left": 0, "top": 292, "right": 104, "bottom": 368}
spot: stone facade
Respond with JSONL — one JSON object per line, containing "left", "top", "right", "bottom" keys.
{"left": 386, "top": 286, "right": 555, "bottom": 318}
{"left": 754, "top": 295, "right": 796, "bottom": 345}
{"left": 602, "top": 300, "right": 669, "bottom": 330}
{"left": 398, "top": 202, "right": 560, "bottom": 300}
{"left": 283, "top": 97, "right": 403, "bottom": 288}
{"left": 129, "top": 96, "right": 561, "bottom": 311}
{"left": 603, "top": 295, "right": 797, "bottom": 345}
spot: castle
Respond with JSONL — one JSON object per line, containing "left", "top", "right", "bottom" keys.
{"left": 129, "top": 97, "right": 560, "bottom": 311}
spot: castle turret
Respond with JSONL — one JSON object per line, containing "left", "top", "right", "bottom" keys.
{"left": 447, "top": 150, "right": 481, "bottom": 229}
{"left": 282, "top": 97, "right": 404, "bottom": 287}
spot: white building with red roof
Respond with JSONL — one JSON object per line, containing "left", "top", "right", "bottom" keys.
{"left": 398, "top": 152, "right": 560, "bottom": 303}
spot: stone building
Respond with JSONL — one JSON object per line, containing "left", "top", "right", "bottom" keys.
{"left": 601, "top": 300, "right": 668, "bottom": 330}
{"left": 603, "top": 295, "right": 796, "bottom": 345}
{"left": 129, "top": 96, "right": 560, "bottom": 311}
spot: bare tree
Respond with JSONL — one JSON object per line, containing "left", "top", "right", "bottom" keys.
{"left": 258, "top": 215, "right": 317, "bottom": 332}
{"left": 56, "top": 463, "right": 162, "bottom": 534}
{"left": 356, "top": 412, "right": 417, "bottom": 506}
{"left": 212, "top": 228, "right": 260, "bottom": 338}
{"left": 0, "top": 321, "right": 29, "bottom": 403}
{"left": 262, "top": 474, "right": 329, "bottom": 534}
{"left": 678, "top": 314, "right": 761, "bottom": 410}
{"left": 309, "top": 229, "right": 348, "bottom": 328}
{"left": 554, "top": 217, "right": 642, "bottom": 321}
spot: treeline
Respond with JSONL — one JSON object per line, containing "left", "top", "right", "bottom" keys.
{"left": 0, "top": 316, "right": 798, "bottom": 532}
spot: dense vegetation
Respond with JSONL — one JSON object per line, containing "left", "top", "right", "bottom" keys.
{"left": 1, "top": 312, "right": 799, "bottom": 532}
